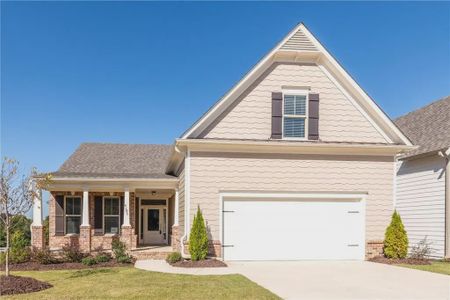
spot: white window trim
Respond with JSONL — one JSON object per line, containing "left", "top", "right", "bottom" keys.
{"left": 102, "top": 196, "right": 121, "bottom": 235}
{"left": 64, "top": 195, "right": 82, "bottom": 235}
{"left": 282, "top": 90, "right": 309, "bottom": 140}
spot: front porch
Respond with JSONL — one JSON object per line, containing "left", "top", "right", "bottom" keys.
{"left": 31, "top": 185, "right": 181, "bottom": 255}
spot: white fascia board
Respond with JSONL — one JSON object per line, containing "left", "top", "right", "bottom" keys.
{"left": 177, "top": 138, "right": 415, "bottom": 156}
{"left": 300, "top": 24, "right": 413, "bottom": 146}
{"left": 180, "top": 23, "right": 305, "bottom": 139}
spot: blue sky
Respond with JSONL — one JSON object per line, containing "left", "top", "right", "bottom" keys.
{"left": 2, "top": 1, "right": 450, "bottom": 178}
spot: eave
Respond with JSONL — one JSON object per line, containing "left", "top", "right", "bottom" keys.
{"left": 176, "top": 139, "right": 416, "bottom": 157}
{"left": 47, "top": 176, "right": 178, "bottom": 192}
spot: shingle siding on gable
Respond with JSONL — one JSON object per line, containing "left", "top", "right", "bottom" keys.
{"left": 200, "top": 63, "right": 388, "bottom": 143}
{"left": 396, "top": 155, "right": 446, "bottom": 258}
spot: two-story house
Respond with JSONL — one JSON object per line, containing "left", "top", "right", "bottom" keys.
{"left": 30, "top": 23, "right": 413, "bottom": 261}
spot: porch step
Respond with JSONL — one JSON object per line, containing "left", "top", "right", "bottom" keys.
{"left": 131, "top": 246, "right": 173, "bottom": 260}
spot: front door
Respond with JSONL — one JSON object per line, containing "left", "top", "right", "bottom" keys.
{"left": 142, "top": 206, "right": 167, "bottom": 245}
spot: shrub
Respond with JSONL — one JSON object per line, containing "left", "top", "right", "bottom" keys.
{"left": 111, "top": 239, "right": 126, "bottom": 259}
{"left": 81, "top": 256, "right": 97, "bottom": 266}
{"left": 9, "top": 231, "right": 31, "bottom": 263}
{"left": 410, "top": 236, "right": 432, "bottom": 260}
{"left": 31, "top": 247, "right": 59, "bottom": 265}
{"left": 111, "top": 239, "right": 132, "bottom": 263}
{"left": 189, "top": 206, "right": 209, "bottom": 261}
{"left": 95, "top": 253, "right": 111, "bottom": 263}
{"left": 166, "top": 252, "right": 182, "bottom": 264}
{"left": 384, "top": 211, "right": 408, "bottom": 259}
{"left": 117, "top": 255, "right": 132, "bottom": 264}
{"left": 62, "top": 244, "right": 85, "bottom": 263}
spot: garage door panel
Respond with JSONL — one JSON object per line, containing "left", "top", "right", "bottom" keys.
{"left": 223, "top": 199, "right": 364, "bottom": 261}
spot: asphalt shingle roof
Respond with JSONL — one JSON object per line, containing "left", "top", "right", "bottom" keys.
{"left": 53, "top": 143, "right": 175, "bottom": 179}
{"left": 395, "top": 96, "right": 450, "bottom": 158}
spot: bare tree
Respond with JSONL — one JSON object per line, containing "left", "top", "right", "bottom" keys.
{"left": 0, "top": 158, "right": 51, "bottom": 276}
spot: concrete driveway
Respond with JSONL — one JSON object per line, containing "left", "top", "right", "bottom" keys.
{"left": 227, "top": 261, "right": 450, "bottom": 300}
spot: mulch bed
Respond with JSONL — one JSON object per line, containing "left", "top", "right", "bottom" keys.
{"left": 369, "top": 256, "right": 431, "bottom": 265}
{"left": 170, "top": 258, "right": 227, "bottom": 268}
{"left": 0, "top": 275, "right": 53, "bottom": 296}
{"left": 0, "top": 261, "right": 128, "bottom": 271}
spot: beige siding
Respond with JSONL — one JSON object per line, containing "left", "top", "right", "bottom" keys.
{"left": 178, "top": 165, "right": 185, "bottom": 235}
{"left": 396, "top": 155, "right": 446, "bottom": 258}
{"left": 201, "top": 63, "right": 387, "bottom": 143}
{"left": 189, "top": 152, "right": 394, "bottom": 242}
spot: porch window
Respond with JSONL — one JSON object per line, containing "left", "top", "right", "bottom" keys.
{"left": 65, "top": 196, "right": 81, "bottom": 234}
{"left": 283, "top": 94, "right": 307, "bottom": 138}
{"left": 104, "top": 197, "right": 120, "bottom": 234}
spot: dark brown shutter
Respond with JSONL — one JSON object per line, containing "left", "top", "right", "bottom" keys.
{"left": 55, "top": 195, "right": 65, "bottom": 236}
{"left": 308, "top": 93, "right": 319, "bottom": 140}
{"left": 271, "top": 92, "right": 283, "bottom": 139}
{"left": 120, "top": 196, "right": 124, "bottom": 226}
{"left": 94, "top": 196, "right": 103, "bottom": 230}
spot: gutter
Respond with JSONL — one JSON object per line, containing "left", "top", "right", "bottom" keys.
{"left": 438, "top": 147, "right": 450, "bottom": 258}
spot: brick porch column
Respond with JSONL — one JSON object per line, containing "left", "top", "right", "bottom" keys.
{"left": 79, "top": 190, "right": 91, "bottom": 252}
{"left": 31, "top": 182, "right": 45, "bottom": 249}
{"left": 120, "top": 188, "right": 134, "bottom": 250}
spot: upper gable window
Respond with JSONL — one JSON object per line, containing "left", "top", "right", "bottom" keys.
{"left": 283, "top": 94, "right": 308, "bottom": 138}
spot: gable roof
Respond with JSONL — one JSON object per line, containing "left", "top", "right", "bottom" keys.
{"left": 395, "top": 96, "right": 450, "bottom": 158}
{"left": 180, "top": 23, "right": 412, "bottom": 146}
{"left": 53, "top": 143, "right": 175, "bottom": 179}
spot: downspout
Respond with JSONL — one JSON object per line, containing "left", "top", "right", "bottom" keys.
{"left": 180, "top": 149, "right": 191, "bottom": 258}
{"left": 438, "top": 148, "right": 450, "bottom": 258}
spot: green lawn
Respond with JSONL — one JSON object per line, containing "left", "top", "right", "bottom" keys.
{"left": 5, "top": 267, "right": 280, "bottom": 300}
{"left": 398, "top": 261, "right": 450, "bottom": 275}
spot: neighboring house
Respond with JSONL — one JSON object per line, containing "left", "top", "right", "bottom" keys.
{"left": 395, "top": 96, "right": 450, "bottom": 258}
{"left": 30, "top": 23, "right": 414, "bottom": 261}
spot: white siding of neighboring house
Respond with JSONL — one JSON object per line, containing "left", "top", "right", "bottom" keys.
{"left": 396, "top": 155, "right": 446, "bottom": 258}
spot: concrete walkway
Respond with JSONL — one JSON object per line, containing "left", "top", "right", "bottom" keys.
{"left": 136, "top": 260, "right": 450, "bottom": 300}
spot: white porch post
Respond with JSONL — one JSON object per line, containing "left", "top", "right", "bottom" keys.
{"left": 31, "top": 181, "right": 42, "bottom": 227}
{"left": 123, "top": 188, "right": 131, "bottom": 226}
{"left": 81, "top": 190, "right": 89, "bottom": 226}
{"left": 174, "top": 189, "right": 179, "bottom": 225}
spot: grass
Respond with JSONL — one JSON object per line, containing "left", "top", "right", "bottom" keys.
{"left": 4, "top": 267, "right": 280, "bottom": 300}
{"left": 398, "top": 261, "right": 450, "bottom": 275}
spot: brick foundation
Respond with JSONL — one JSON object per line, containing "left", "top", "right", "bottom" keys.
{"left": 31, "top": 226, "right": 45, "bottom": 250}
{"left": 366, "top": 240, "right": 384, "bottom": 259}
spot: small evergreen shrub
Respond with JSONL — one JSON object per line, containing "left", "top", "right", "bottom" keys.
{"left": 9, "top": 231, "right": 31, "bottom": 263}
{"left": 384, "top": 211, "right": 408, "bottom": 259}
{"left": 166, "top": 252, "right": 182, "bottom": 264}
{"left": 189, "top": 206, "right": 209, "bottom": 261}
{"left": 81, "top": 256, "right": 97, "bottom": 266}
{"left": 95, "top": 253, "right": 111, "bottom": 263}
{"left": 31, "top": 247, "right": 59, "bottom": 264}
{"left": 111, "top": 239, "right": 126, "bottom": 258}
{"left": 62, "top": 244, "right": 86, "bottom": 263}
{"left": 117, "top": 255, "right": 132, "bottom": 264}
{"left": 111, "top": 239, "right": 132, "bottom": 263}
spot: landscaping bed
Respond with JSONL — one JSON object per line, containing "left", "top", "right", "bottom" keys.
{"left": 0, "top": 260, "right": 128, "bottom": 271}
{"left": 369, "top": 256, "right": 431, "bottom": 265}
{"left": 0, "top": 274, "right": 52, "bottom": 296}
{"left": 170, "top": 258, "right": 227, "bottom": 268}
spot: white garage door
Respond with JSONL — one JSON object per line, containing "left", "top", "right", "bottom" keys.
{"left": 222, "top": 198, "right": 365, "bottom": 261}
